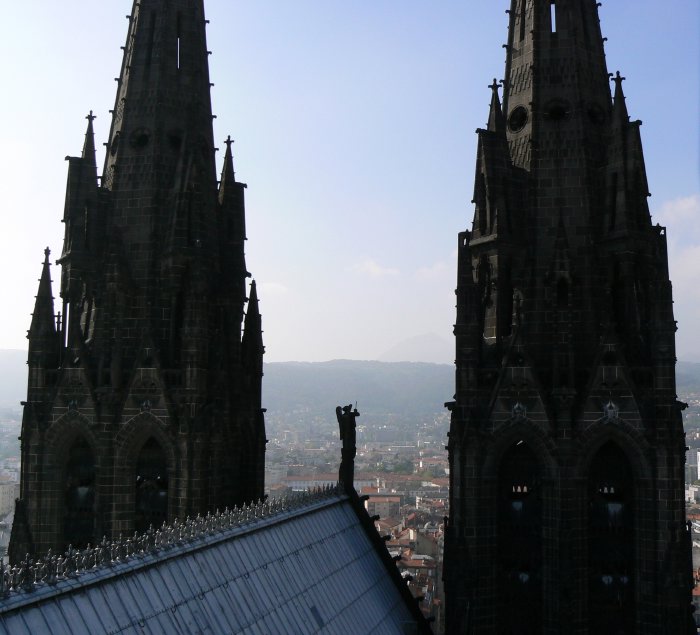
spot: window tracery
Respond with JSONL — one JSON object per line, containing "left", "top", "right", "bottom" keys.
{"left": 135, "top": 438, "right": 168, "bottom": 533}
{"left": 63, "top": 437, "right": 96, "bottom": 549}
{"left": 588, "top": 442, "right": 634, "bottom": 632}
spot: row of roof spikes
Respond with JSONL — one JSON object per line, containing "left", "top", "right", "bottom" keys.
{"left": 0, "top": 485, "right": 342, "bottom": 602}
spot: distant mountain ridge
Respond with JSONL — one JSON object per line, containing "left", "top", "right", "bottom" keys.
{"left": 263, "top": 359, "right": 453, "bottom": 419}
{"left": 0, "top": 350, "right": 453, "bottom": 416}
{"left": 2, "top": 349, "right": 700, "bottom": 416}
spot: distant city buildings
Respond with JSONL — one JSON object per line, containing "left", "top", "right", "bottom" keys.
{"left": 0, "top": 481, "right": 18, "bottom": 520}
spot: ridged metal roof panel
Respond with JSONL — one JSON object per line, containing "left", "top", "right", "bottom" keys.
{"left": 0, "top": 493, "right": 423, "bottom": 634}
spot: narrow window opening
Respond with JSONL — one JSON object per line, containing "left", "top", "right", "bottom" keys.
{"left": 176, "top": 13, "right": 182, "bottom": 70}
{"left": 64, "top": 304, "right": 71, "bottom": 348}
{"left": 498, "top": 442, "right": 542, "bottom": 634}
{"left": 146, "top": 12, "right": 156, "bottom": 67}
{"left": 556, "top": 278, "right": 569, "bottom": 309}
{"left": 609, "top": 173, "right": 618, "bottom": 230}
{"left": 83, "top": 205, "right": 90, "bottom": 247}
{"left": 519, "top": 0, "right": 527, "bottom": 41}
{"left": 135, "top": 438, "right": 168, "bottom": 533}
{"left": 82, "top": 296, "right": 93, "bottom": 341}
{"left": 588, "top": 443, "right": 635, "bottom": 631}
{"left": 64, "top": 437, "right": 96, "bottom": 550}
{"left": 550, "top": 2, "right": 557, "bottom": 33}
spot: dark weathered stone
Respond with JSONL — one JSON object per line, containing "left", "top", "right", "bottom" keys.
{"left": 10, "top": 0, "right": 265, "bottom": 563}
{"left": 445, "top": 2, "right": 693, "bottom": 633}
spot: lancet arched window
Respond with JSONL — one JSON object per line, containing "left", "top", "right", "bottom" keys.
{"left": 556, "top": 277, "right": 569, "bottom": 309}
{"left": 135, "top": 438, "right": 168, "bottom": 533}
{"left": 63, "top": 437, "right": 96, "bottom": 549}
{"left": 498, "top": 441, "right": 542, "bottom": 634}
{"left": 588, "top": 442, "right": 634, "bottom": 633}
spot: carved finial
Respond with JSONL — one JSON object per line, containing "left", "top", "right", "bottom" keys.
{"left": 611, "top": 70, "right": 625, "bottom": 87}
{"left": 489, "top": 78, "right": 502, "bottom": 93}
{"left": 86, "top": 110, "right": 96, "bottom": 123}
{"left": 224, "top": 135, "right": 234, "bottom": 151}
{"left": 512, "top": 401, "right": 527, "bottom": 420}
{"left": 43, "top": 247, "right": 51, "bottom": 264}
{"left": 603, "top": 399, "right": 618, "bottom": 422}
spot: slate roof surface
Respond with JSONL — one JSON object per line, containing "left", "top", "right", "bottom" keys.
{"left": 0, "top": 489, "right": 430, "bottom": 634}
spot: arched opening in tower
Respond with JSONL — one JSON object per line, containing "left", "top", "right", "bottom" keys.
{"left": 63, "top": 436, "right": 96, "bottom": 549}
{"left": 135, "top": 438, "right": 168, "bottom": 533}
{"left": 497, "top": 440, "right": 542, "bottom": 633}
{"left": 556, "top": 278, "right": 569, "bottom": 309}
{"left": 588, "top": 441, "right": 634, "bottom": 633}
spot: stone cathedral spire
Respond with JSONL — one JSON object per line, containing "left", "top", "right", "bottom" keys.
{"left": 444, "top": 1, "right": 693, "bottom": 633}
{"left": 10, "top": 0, "right": 265, "bottom": 562}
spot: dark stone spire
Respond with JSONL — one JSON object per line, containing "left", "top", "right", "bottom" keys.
{"left": 59, "top": 114, "right": 102, "bottom": 338}
{"left": 82, "top": 111, "right": 98, "bottom": 177}
{"left": 102, "top": 0, "right": 218, "bottom": 281}
{"left": 611, "top": 71, "right": 630, "bottom": 124}
{"left": 29, "top": 248, "right": 56, "bottom": 341}
{"left": 242, "top": 279, "right": 263, "bottom": 370}
{"left": 503, "top": 0, "right": 611, "bottom": 170}
{"left": 13, "top": 0, "right": 265, "bottom": 561}
{"left": 218, "top": 135, "right": 248, "bottom": 274}
{"left": 446, "top": 2, "right": 692, "bottom": 633}
{"left": 219, "top": 135, "right": 237, "bottom": 196}
{"left": 238, "top": 279, "right": 266, "bottom": 503}
{"left": 486, "top": 79, "right": 505, "bottom": 134}
{"left": 605, "top": 70, "right": 652, "bottom": 234}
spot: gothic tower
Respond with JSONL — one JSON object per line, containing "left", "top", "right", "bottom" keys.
{"left": 10, "top": 0, "right": 266, "bottom": 561}
{"left": 444, "top": 1, "right": 693, "bottom": 633}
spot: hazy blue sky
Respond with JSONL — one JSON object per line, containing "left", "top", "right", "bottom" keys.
{"left": 0, "top": 1, "right": 698, "bottom": 362}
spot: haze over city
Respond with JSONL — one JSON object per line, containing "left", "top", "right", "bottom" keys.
{"left": 0, "top": 0, "right": 698, "bottom": 362}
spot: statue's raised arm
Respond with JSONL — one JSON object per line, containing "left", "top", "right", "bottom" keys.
{"left": 336, "top": 405, "right": 345, "bottom": 440}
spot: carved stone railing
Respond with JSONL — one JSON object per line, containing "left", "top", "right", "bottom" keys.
{"left": 0, "top": 485, "right": 341, "bottom": 599}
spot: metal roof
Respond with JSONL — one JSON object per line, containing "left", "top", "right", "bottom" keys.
{"left": 0, "top": 488, "right": 429, "bottom": 634}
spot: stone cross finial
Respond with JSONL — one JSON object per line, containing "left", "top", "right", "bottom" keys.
{"left": 86, "top": 110, "right": 96, "bottom": 122}
{"left": 224, "top": 135, "right": 234, "bottom": 151}
{"left": 489, "top": 78, "right": 501, "bottom": 93}
{"left": 611, "top": 70, "right": 626, "bottom": 86}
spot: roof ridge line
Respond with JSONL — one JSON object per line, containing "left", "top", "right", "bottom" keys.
{"left": 0, "top": 485, "right": 345, "bottom": 610}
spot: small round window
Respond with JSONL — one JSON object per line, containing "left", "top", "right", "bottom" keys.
{"left": 129, "top": 127, "right": 151, "bottom": 149}
{"left": 508, "top": 106, "right": 529, "bottom": 132}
